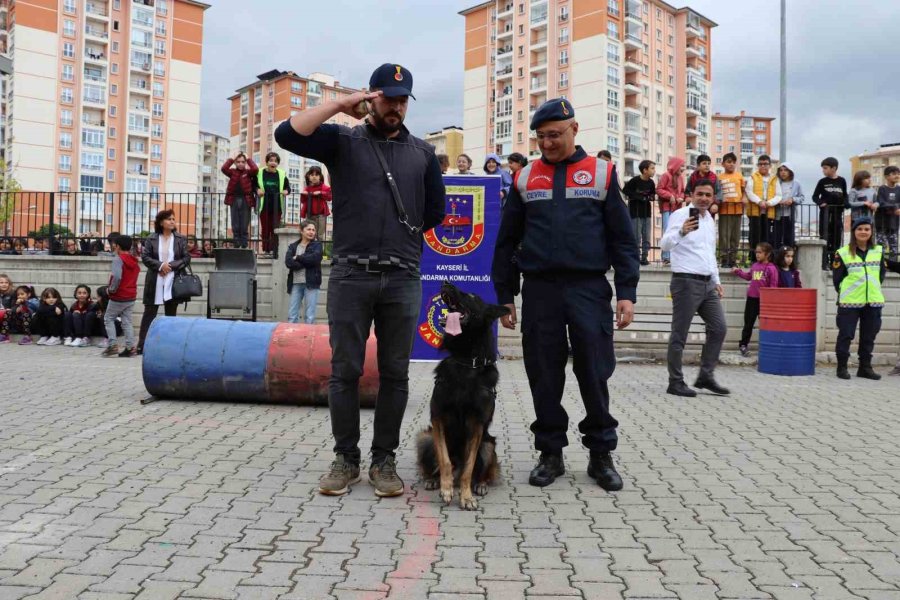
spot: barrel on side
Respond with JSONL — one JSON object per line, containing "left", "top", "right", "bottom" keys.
{"left": 143, "top": 317, "right": 277, "bottom": 400}
{"left": 266, "top": 323, "right": 379, "bottom": 407}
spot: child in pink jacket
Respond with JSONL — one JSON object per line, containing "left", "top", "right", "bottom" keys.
{"left": 657, "top": 157, "right": 686, "bottom": 263}
{"left": 733, "top": 242, "right": 779, "bottom": 356}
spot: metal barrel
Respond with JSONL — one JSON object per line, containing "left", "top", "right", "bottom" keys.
{"left": 758, "top": 288, "right": 817, "bottom": 376}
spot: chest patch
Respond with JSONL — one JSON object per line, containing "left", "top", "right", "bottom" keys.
{"left": 573, "top": 170, "right": 593, "bottom": 185}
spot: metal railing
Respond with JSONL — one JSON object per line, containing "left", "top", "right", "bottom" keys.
{"left": 0, "top": 191, "right": 332, "bottom": 258}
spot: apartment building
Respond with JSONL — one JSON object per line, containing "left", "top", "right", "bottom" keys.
{"left": 227, "top": 69, "right": 362, "bottom": 227}
{"left": 3, "top": 0, "right": 207, "bottom": 237}
{"left": 197, "top": 129, "right": 228, "bottom": 239}
{"left": 424, "top": 125, "right": 464, "bottom": 162}
{"left": 850, "top": 143, "right": 900, "bottom": 187}
{"left": 460, "top": 0, "right": 715, "bottom": 179}
{"left": 711, "top": 111, "right": 774, "bottom": 177}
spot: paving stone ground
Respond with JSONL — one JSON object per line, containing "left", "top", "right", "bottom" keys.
{"left": 2, "top": 344, "right": 900, "bottom": 599}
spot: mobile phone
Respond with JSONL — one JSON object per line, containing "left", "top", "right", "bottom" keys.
{"left": 689, "top": 207, "right": 699, "bottom": 220}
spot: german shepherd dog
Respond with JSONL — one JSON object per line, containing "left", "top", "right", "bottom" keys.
{"left": 416, "top": 282, "right": 510, "bottom": 510}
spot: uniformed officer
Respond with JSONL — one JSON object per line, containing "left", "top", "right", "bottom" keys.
{"left": 492, "top": 98, "right": 640, "bottom": 491}
{"left": 832, "top": 217, "right": 898, "bottom": 380}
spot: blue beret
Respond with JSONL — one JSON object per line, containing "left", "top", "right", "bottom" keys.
{"left": 530, "top": 98, "right": 575, "bottom": 130}
{"left": 851, "top": 216, "right": 873, "bottom": 232}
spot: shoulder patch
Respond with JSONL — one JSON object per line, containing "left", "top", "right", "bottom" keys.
{"left": 573, "top": 170, "right": 593, "bottom": 185}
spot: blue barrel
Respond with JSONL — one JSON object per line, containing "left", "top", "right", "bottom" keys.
{"left": 143, "top": 317, "right": 277, "bottom": 400}
{"left": 758, "top": 330, "right": 816, "bottom": 376}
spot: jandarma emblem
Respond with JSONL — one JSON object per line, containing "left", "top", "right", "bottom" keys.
{"left": 394, "top": 66, "right": 404, "bottom": 81}
{"left": 561, "top": 101, "right": 570, "bottom": 116}
{"left": 573, "top": 170, "right": 593, "bottom": 185}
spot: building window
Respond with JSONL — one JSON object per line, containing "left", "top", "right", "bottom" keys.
{"left": 60, "top": 110, "right": 74, "bottom": 126}
{"left": 150, "top": 165, "right": 161, "bottom": 181}
{"left": 755, "top": 134, "right": 766, "bottom": 142}
{"left": 518, "top": 45, "right": 524, "bottom": 56}
{"left": 607, "top": 66, "right": 620, "bottom": 86}
{"left": 82, "top": 129, "right": 105, "bottom": 148}
{"left": 110, "top": 106, "right": 117, "bottom": 116}
{"left": 112, "top": 41, "right": 119, "bottom": 53}
{"left": 559, "top": 49, "right": 568, "bottom": 66}
{"left": 608, "top": 113, "right": 619, "bottom": 131}
{"left": 108, "top": 148, "right": 116, "bottom": 159}
{"left": 61, "top": 88, "right": 73, "bottom": 103}
{"left": 517, "top": 110, "right": 523, "bottom": 122}
{"left": 607, "top": 89, "right": 620, "bottom": 109}
{"left": 156, "top": 21, "right": 166, "bottom": 36}
{"left": 607, "top": 0, "right": 619, "bottom": 17}
{"left": 152, "top": 103, "right": 163, "bottom": 117}
{"left": 59, "top": 155, "right": 72, "bottom": 171}
{"left": 517, "top": 88, "right": 524, "bottom": 99}
{"left": 608, "top": 21, "right": 618, "bottom": 38}
{"left": 111, "top": 63, "right": 119, "bottom": 74}
{"left": 558, "top": 27, "right": 569, "bottom": 44}
{"left": 607, "top": 136, "right": 620, "bottom": 155}
{"left": 110, "top": 84, "right": 118, "bottom": 95}
{"left": 558, "top": 72, "right": 568, "bottom": 89}
{"left": 151, "top": 144, "right": 162, "bottom": 159}
{"left": 291, "top": 81, "right": 302, "bottom": 93}
{"left": 62, "top": 65, "right": 74, "bottom": 81}
{"left": 756, "top": 122, "right": 767, "bottom": 131}
{"left": 63, "top": 0, "right": 76, "bottom": 12}
{"left": 518, "top": 66, "right": 524, "bottom": 78}
{"left": 607, "top": 42, "right": 620, "bottom": 63}
{"left": 63, "top": 20, "right": 75, "bottom": 36}
{"left": 60, "top": 132, "right": 72, "bottom": 149}
{"left": 153, "top": 82, "right": 164, "bottom": 98}
{"left": 560, "top": 6, "right": 569, "bottom": 21}
{"left": 63, "top": 42, "right": 75, "bottom": 58}
{"left": 59, "top": 177, "right": 71, "bottom": 192}
{"left": 108, "top": 170, "right": 116, "bottom": 182}
{"left": 152, "top": 124, "right": 163, "bottom": 138}
{"left": 155, "top": 40, "right": 166, "bottom": 56}
{"left": 109, "top": 127, "right": 116, "bottom": 138}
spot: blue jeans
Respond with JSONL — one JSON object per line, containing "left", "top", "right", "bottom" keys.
{"left": 288, "top": 283, "right": 319, "bottom": 324}
{"left": 326, "top": 265, "right": 422, "bottom": 463}
{"left": 661, "top": 211, "right": 671, "bottom": 261}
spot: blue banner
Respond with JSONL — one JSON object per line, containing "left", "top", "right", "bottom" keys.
{"left": 412, "top": 175, "right": 503, "bottom": 361}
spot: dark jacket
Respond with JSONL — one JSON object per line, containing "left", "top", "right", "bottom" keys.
{"left": 492, "top": 146, "right": 640, "bottom": 305}
{"left": 0, "top": 291, "right": 13, "bottom": 309}
{"left": 285, "top": 239, "right": 323, "bottom": 290}
{"left": 141, "top": 232, "right": 191, "bottom": 305}
{"left": 35, "top": 299, "right": 67, "bottom": 320}
{"left": 221, "top": 158, "right": 260, "bottom": 208}
{"left": 275, "top": 120, "right": 445, "bottom": 268}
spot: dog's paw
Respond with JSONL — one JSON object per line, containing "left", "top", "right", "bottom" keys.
{"left": 440, "top": 487, "right": 454, "bottom": 505}
{"left": 473, "top": 482, "right": 489, "bottom": 497}
{"left": 424, "top": 479, "right": 439, "bottom": 490}
{"left": 459, "top": 494, "right": 478, "bottom": 510}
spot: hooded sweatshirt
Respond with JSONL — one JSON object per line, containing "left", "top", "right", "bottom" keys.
{"left": 774, "top": 162, "right": 804, "bottom": 219}
{"left": 656, "top": 157, "right": 685, "bottom": 212}
{"left": 108, "top": 251, "right": 140, "bottom": 302}
{"left": 484, "top": 153, "right": 513, "bottom": 202}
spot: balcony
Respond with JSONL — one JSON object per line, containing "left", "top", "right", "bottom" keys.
{"left": 496, "top": 65, "right": 513, "bottom": 80}
{"left": 81, "top": 116, "right": 105, "bottom": 128}
{"left": 84, "top": 26, "right": 109, "bottom": 41}
{"left": 85, "top": 3, "right": 108, "bottom": 20}
{"left": 686, "top": 20, "right": 704, "bottom": 40}
{"left": 497, "top": 24, "right": 513, "bottom": 39}
{"left": 686, "top": 43, "right": 702, "bottom": 58}
{"left": 625, "top": 0, "right": 642, "bottom": 25}
{"left": 497, "top": 45, "right": 512, "bottom": 57}
{"left": 530, "top": 53, "right": 547, "bottom": 72}
{"left": 530, "top": 9, "right": 548, "bottom": 29}
{"left": 530, "top": 77, "right": 547, "bottom": 94}
{"left": 131, "top": 80, "right": 150, "bottom": 94}
{"left": 624, "top": 23, "right": 642, "bottom": 50}
{"left": 624, "top": 74, "right": 640, "bottom": 95}
{"left": 624, "top": 55, "right": 642, "bottom": 73}
{"left": 686, "top": 145, "right": 701, "bottom": 157}
{"left": 497, "top": 2, "right": 513, "bottom": 18}
{"left": 624, "top": 135, "right": 641, "bottom": 158}
{"left": 127, "top": 144, "right": 148, "bottom": 157}
{"left": 84, "top": 49, "right": 106, "bottom": 63}
{"left": 130, "top": 61, "right": 152, "bottom": 73}
{"left": 530, "top": 32, "right": 548, "bottom": 50}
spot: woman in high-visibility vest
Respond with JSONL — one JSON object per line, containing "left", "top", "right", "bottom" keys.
{"left": 832, "top": 217, "right": 891, "bottom": 379}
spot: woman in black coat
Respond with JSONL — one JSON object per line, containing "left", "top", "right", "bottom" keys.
{"left": 137, "top": 209, "right": 190, "bottom": 353}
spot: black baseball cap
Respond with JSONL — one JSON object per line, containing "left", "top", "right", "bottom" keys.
{"left": 369, "top": 63, "right": 415, "bottom": 99}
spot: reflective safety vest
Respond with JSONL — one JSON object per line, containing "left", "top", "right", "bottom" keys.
{"left": 515, "top": 155, "right": 613, "bottom": 204}
{"left": 837, "top": 245, "right": 885, "bottom": 308}
{"left": 256, "top": 167, "right": 287, "bottom": 213}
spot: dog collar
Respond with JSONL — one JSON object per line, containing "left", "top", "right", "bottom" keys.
{"left": 450, "top": 356, "right": 497, "bottom": 369}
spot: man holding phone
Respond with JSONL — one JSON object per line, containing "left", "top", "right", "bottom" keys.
{"left": 275, "top": 64, "right": 445, "bottom": 499}
{"left": 660, "top": 180, "right": 729, "bottom": 397}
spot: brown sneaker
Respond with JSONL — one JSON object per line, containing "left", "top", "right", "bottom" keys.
{"left": 101, "top": 344, "right": 120, "bottom": 357}
{"left": 368, "top": 456, "right": 404, "bottom": 497}
{"left": 318, "top": 455, "right": 360, "bottom": 496}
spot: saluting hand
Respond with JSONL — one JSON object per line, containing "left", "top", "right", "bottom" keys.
{"left": 616, "top": 300, "right": 634, "bottom": 329}
{"left": 500, "top": 303, "right": 517, "bottom": 330}
{"left": 338, "top": 89, "right": 383, "bottom": 120}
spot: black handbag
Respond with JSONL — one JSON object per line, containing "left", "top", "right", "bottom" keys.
{"left": 171, "top": 265, "right": 202, "bottom": 302}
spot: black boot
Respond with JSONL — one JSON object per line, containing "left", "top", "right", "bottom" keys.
{"left": 587, "top": 451, "right": 624, "bottom": 491}
{"left": 528, "top": 452, "right": 565, "bottom": 487}
{"left": 857, "top": 359, "right": 881, "bottom": 380}
{"left": 666, "top": 380, "right": 697, "bottom": 397}
{"left": 836, "top": 357, "right": 851, "bottom": 380}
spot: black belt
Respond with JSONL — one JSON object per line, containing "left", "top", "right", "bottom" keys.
{"left": 347, "top": 262, "right": 404, "bottom": 273}
{"left": 331, "top": 254, "right": 417, "bottom": 273}
{"left": 672, "top": 272, "right": 711, "bottom": 282}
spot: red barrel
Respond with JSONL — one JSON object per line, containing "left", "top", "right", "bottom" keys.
{"left": 759, "top": 288, "right": 817, "bottom": 332}
{"left": 266, "top": 323, "right": 379, "bottom": 407}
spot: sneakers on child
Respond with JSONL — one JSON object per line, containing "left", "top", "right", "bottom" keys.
{"left": 118, "top": 347, "right": 136, "bottom": 358}
{"left": 80, "top": 337, "right": 92, "bottom": 347}
{"left": 18, "top": 336, "right": 33, "bottom": 345}
{"left": 101, "top": 344, "right": 119, "bottom": 357}
{"left": 739, "top": 344, "right": 750, "bottom": 357}
{"left": 0, "top": 334, "right": 10, "bottom": 343}
{"left": 45, "top": 337, "right": 62, "bottom": 346}
{"left": 69, "top": 337, "right": 83, "bottom": 347}
{"left": 63, "top": 337, "right": 73, "bottom": 346}
{"left": 36, "top": 336, "right": 50, "bottom": 345}
{"left": 97, "top": 339, "right": 109, "bottom": 349}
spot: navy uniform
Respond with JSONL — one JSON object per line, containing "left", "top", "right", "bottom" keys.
{"left": 492, "top": 99, "right": 640, "bottom": 491}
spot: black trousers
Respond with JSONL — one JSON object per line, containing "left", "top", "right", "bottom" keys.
{"left": 748, "top": 216, "right": 769, "bottom": 261}
{"left": 740, "top": 296, "right": 761, "bottom": 347}
{"left": 32, "top": 312, "right": 65, "bottom": 337}
{"left": 65, "top": 311, "right": 93, "bottom": 338}
{"left": 521, "top": 273, "right": 619, "bottom": 454}
{"left": 137, "top": 300, "right": 179, "bottom": 349}
{"left": 772, "top": 216, "right": 795, "bottom": 249}
{"left": 835, "top": 305, "right": 882, "bottom": 363}
{"left": 230, "top": 197, "right": 251, "bottom": 249}
{"left": 326, "top": 265, "right": 421, "bottom": 464}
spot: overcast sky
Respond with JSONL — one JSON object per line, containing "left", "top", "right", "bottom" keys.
{"left": 199, "top": 0, "right": 900, "bottom": 188}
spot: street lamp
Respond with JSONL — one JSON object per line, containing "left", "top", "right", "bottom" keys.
{"left": 779, "top": 0, "right": 787, "bottom": 162}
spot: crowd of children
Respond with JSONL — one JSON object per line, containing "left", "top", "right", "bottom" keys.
{"left": 0, "top": 234, "right": 141, "bottom": 356}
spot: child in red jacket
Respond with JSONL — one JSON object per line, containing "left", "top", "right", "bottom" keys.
{"left": 221, "top": 152, "right": 259, "bottom": 249}
{"left": 657, "top": 157, "right": 685, "bottom": 263}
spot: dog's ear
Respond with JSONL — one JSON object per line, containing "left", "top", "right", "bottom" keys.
{"left": 487, "top": 304, "right": 511, "bottom": 320}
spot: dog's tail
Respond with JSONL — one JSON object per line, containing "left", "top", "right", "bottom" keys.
{"left": 416, "top": 428, "right": 439, "bottom": 479}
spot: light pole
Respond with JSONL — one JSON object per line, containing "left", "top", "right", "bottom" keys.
{"left": 779, "top": 0, "right": 787, "bottom": 162}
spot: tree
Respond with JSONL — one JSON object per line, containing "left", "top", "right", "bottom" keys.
{"left": 28, "top": 224, "right": 73, "bottom": 238}
{"left": 0, "top": 158, "right": 23, "bottom": 232}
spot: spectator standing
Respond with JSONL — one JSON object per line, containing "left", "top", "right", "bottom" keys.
{"left": 256, "top": 152, "right": 291, "bottom": 254}
{"left": 493, "top": 98, "right": 639, "bottom": 492}
{"left": 832, "top": 217, "right": 889, "bottom": 380}
{"left": 656, "top": 157, "right": 686, "bottom": 264}
{"left": 814, "top": 157, "right": 848, "bottom": 268}
{"left": 221, "top": 152, "right": 259, "bottom": 249}
{"left": 848, "top": 170, "right": 877, "bottom": 221}
{"left": 33, "top": 288, "right": 67, "bottom": 346}
{"left": 685, "top": 154, "right": 722, "bottom": 213}
{"left": 285, "top": 221, "right": 323, "bottom": 324}
{"left": 623, "top": 159, "right": 656, "bottom": 266}
{"left": 275, "top": 63, "right": 445, "bottom": 498}
{"left": 507, "top": 152, "right": 528, "bottom": 175}
{"left": 64, "top": 284, "right": 98, "bottom": 347}
{"left": 875, "top": 166, "right": 900, "bottom": 258}
{"left": 733, "top": 242, "right": 778, "bottom": 357}
{"left": 773, "top": 163, "right": 804, "bottom": 249}
{"left": 136, "top": 211, "right": 190, "bottom": 354}
{"left": 456, "top": 153, "right": 473, "bottom": 175}
{"left": 483, "top": 153, "right": 513, "bottom": 206}
{"left": 103, "top": 235, "right": 140, "bottom": 357}
{"left": 718, "top": 153, "right": 745, "bottom": 267}
{"left": 300, "top": 166, "right": 332, "bottom": 243}
{"left": 436, "top": 154, "right": 450, "bottom": 174}
{"left": 660, "top": 180, "right": 729, "bottom": 398}
{"left": 745, "top": 155, "right": 779, "bottom": 260}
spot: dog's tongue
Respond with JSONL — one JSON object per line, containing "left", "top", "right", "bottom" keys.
{"left": 444, "top": 312, "right": 463, "bottom": 336}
